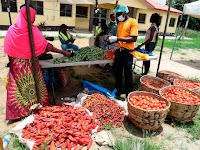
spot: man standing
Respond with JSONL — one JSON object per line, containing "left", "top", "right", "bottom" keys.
{"left": 107, "top": 14, "right": 117, "bottom": 33}
{"left": 109, "top": 4, "right": 138, "bottom": 98}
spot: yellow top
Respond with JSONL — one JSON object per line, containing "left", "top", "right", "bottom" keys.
{"left": 116, "top": 18, "right": 138, "bottom": 54}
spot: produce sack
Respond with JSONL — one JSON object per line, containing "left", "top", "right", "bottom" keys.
{"left": 55, "top": 67, "right": 70, "bottom": 87}
{"left": 41, "top": 68, "right": 57, "bottom": 86}
{"left": 82, "top": 80, "right": 116, "bottom": 98}
{"left": 10, "top": 103, "right": 99, "bottom": 150}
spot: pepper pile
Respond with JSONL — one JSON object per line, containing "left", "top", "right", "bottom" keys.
{"left": 175, "top": 80, "right": 200, "bottom": 89}
{"left": 144, "top": 81, "right": 161, "bottom": 90}
{"left": 161, "top": 87, "right": 200, "bottom": 104}
{"left": 129, "top": 95, "right": 168, "bottom": 110}
{"left": 82, "top": 93, "right": 126, "bottom": 128}
{"left": 103, "top": 50, "right": 115, "bottom": 60}
{"left": 53, "top": 46, "right": 106, "bottom": 64}
{"left": 21, "top": 105, "right": 101, "bottom": 150}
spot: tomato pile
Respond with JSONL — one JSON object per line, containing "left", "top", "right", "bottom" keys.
{"left": 22, "top": 105, "right": 100, "bottom": 150}
{"left": 103, "top": 50, "right": 115, "bottom": 60}
{"left": 175, "top": 80, "right": 200, "bottom": 89}
{"left": 161, "top": 87, "right": 200, "bottom": 104}
{"left": 82, "top": 93, "right": 126, "bottom": 128}
{"left": 144, "top": 81, "right": 161, "bottom": 90}
{"left": 129, "top": 95, "right": 168, "bottom": 110}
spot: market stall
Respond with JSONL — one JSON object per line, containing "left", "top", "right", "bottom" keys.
{"left": 9, "top": 1, "right": 200, "bottom": 150}
{"left": 170, "top": 0, "right": 200, "bottom": 59}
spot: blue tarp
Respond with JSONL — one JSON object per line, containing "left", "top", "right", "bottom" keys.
{"left": 82, "top": 80, "right": 116, "bottom": 98}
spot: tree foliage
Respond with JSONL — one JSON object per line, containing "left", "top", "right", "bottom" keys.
{"left": 166, "top": 0, "right": 200, "bottom": 30}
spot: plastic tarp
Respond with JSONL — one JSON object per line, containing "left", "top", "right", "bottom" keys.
{"left": 82, "top": 80, "right": 116, "bottom": 98}
{"left": 183, "top": 0, "right": 200, "bottom": 18}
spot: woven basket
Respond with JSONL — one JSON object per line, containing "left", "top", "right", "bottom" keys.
{"left": 174, "top": 79, "right": 200, "bottom": 91}
{"left": 192, "top": 88, "right": 200, "bottom": 96}
{"left": 127, "top": 91, "right": 170, "bottom": 131}
{"left": 139, "top": 75, "right": 171, "bottom": 95}
{"left": 159, "top": 85, "right": 200, "bottom": 123}
{"left": 157, "top": 70, "right": 185, "bottom": 84}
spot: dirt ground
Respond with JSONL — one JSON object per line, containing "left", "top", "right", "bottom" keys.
{"left": 0, "top": 38, "right": 200, "bottom": 150}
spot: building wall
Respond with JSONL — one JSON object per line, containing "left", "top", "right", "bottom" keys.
{"left": 0, "top": 0, "right": 76, "bottom": 27}
{"left": 75, "top": 4, "right": 91, "bottom": 29}
{"left": 136, "top": 9, "right": 180, "bottom": 33}
{"left": 0, "top": 0, "right": 180, "bottom": 33}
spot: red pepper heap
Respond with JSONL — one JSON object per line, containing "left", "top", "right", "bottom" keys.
{"left": 22, "top": 105, "right": 100, "bottom": 150}
{"left": 82, "top": 93, "right": 126, "bottom": 128}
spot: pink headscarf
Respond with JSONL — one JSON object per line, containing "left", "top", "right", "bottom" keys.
{"left": 4, "top": 6, "right": 48, "bottom": 59}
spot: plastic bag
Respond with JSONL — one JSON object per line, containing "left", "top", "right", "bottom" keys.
{"left": 55, "top": 67, "right": 70, "bottom": 87}
{"left": 82, "top": 80, "right": 116, "bottom": 98}
{"left": 78, "top": 93, "right": 128, "bottom": 116}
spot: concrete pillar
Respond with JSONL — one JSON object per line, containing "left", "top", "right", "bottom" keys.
{"left": 132, "top": 7, "right": 137, "bottom": 19}
{"left": 89, "top": 5, "right": 94, "bottom": 32}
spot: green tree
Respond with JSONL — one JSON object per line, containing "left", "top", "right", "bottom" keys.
{"left": 166, "top": 0, "right": 200, "bottom": 30}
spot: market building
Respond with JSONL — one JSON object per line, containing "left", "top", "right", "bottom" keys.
{"left": 0, "top": 0, "right": 182, "bottom": 34}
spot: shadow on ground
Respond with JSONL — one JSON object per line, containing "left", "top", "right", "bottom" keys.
{"left": 173, "top": 60, "right": 200, "bottom": 70}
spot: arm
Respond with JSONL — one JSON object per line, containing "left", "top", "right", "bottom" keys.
{"left": 138, "top": 27, "right": 156, "bottom": 48}
{"left": 117, "top": 36, "right": 137, "bottom": 43}
{"left": 51, "top": 46, "right": 71, "bottom": 57}
{"left": 46, "top": 43, "right": 71, "bottom": 57}
{"left": 59, "top": 36, "right": 69, "bottom": 45}
{"left": 95, "top": 35, "right": 100, "bottom": 47}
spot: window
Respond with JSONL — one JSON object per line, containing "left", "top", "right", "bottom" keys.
{"left": 60, "top": 4, "right": 72, "bottom": 17}
{"left": 169, "top": 18, "right": 176, "bottom": 27}
{"left": 76, "top": 6, "right": 88, "bottom": 18}
{"left": 1, "top": 0, "right": 17, "bottom": 12}
{"left": 138, "top": 13, "right": 146, "bottom": 24}
{"left": 32, "top": 1, "right": 43, "bottom": 15}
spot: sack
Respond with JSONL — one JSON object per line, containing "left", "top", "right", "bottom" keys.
{"left": 56, "top": 67, "right": 70, "bottom": 87}
{"left": 42, "top": 69, "right": 57, "bottom": 86}
{"left": 82, "top": 80, "right": 116, "bottom": 98}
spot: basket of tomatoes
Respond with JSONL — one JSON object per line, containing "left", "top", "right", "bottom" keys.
{"left": 139, "top": 75, "right": 171, "bottom": 95}
{"left": 157, "top": 70, "right": 185, "bottom": 84}
{"left": 174, "top": 79, "right": 200, "bottom": 91}
{"left": 128, "top": 91, "right": 170, "bottom": 131}
{"left": 159, "top": 85, "right": 200, "bottom": 123}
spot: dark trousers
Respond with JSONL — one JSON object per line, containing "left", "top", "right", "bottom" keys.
{"left": 143, "top": 60, "right": 150, "bottom": 75}
{"left": 114, "top": 49, "right": 133, "bottom": 97}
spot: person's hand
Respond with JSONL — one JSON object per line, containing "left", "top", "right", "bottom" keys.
{"left": 62, "top": 51, "right": 71, "bottom": 57}
{"left": 108, "top": 36, "right": 117, "bottom": 43}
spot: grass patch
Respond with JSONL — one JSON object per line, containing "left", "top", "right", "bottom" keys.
{"left": 137, "top": 38, "right": 200, "bottom": 51}
{"left": 165, "top": 114, "right": 200, "bottom": 140}
{"left": 189, "top": 59, "right": 197, "bottom": 63}
{"left": 180, "top": 57, "right": 186, "bottom": 60}
{"left": 177, "top": 28, "right": 200, "bottom": 39}
{"left": 113, "top": 137, "right": 164, "bottom": 150}
{"left": 180, "top": 52, "right": 187, "bottom": 55}
{"left": 13, "top": 136, "right": 29, "bottom": 150}
{"left": 0, "top": 36, "right": 5, "bottom": 39}
{"left": 188, "top": 77, "right": 200, "bottom": 82}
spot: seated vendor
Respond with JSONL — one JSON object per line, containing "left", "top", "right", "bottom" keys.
{"left": 59, "top": 24, "right": 79, "bottom": 51}
{"left": 95, "top": 25, "right": 109, "bottom": 50}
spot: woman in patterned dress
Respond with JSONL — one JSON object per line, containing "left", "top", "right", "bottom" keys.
{"left": 3, "top": 5, "right": 71, "bottom": 120}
